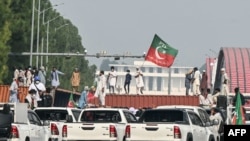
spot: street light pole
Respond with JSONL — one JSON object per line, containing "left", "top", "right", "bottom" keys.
{"left": 29, "top": 0, "right": 35, "bottom": 66}
{"left": 45, "top": 16, "right": 60, "bottom": 67}
{"left": 36, "top": 0, "right": 41, "bottom": 68}
{"left": 55, "top": 24, "right": 68, "bottom": 32}
{"left": 42, "top": 3, "right": 64, "bottom": 24}
{"left": 41, "top": 37, "right": 44, "bottom": 66}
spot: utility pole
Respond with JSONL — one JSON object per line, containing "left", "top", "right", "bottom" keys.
{"left": 45, "top": 16, "right": 60, "bottom": 67}
{"left": 29, "top": 0, "right": 35, "bottom": 66}
{"left": 36, "top": 0, "right": 41, "bottom": 68}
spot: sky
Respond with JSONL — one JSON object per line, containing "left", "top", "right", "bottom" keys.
{"left": 50, "top": 0, "right": 250, "bottom": 68}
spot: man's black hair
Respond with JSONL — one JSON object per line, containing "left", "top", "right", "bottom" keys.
{"left": 234, "top": 87, "right": 239, "bottom": 93}
{"left": 29, "top": 89, "right": 37, "bottom": 94}
{"left": 215, "top": 88, "right": 220, "bottom": 92}
{"left": 100, "top": 70, "right": 104, "bottom": 74}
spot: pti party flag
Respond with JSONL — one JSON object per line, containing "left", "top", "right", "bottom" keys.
{"left": 145, "top": 34, "right": 178, "bottom": 67}
{"left": 232, "top": 92, "right": 246, "bottom": 125}
{"left": 67, "top": 93, "right": 76, "bottom": 108}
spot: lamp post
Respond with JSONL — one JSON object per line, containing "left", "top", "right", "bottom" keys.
{"left": 45, "top": 16, "right": 60, "bottom": 67}
{"left": 55, "top": 24, "right": 68, "bottom": 32}
{"left": 29, "top": 0, "right": 35, "bottom": 66}
{"left": 42, "top": 3, "right": 64, "bottom": 24}
{"left": 38, "top": 3, "right": 64, "bottom": 67}
{"left": 40, "top": 23, "right": 68, "bottom": 67}
{"left": 35, "top": 0, "right": 41, "bottom": 68}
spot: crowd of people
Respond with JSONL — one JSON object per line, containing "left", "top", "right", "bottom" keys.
{"left": 9, "top": 65, "right": 65, "bottom": 109}
{"left": 185, "top": 67, "right": 227, "bottom": 105}
{"left": 9, "top": 65, "right": 147, "bottom": 108}
{"left": 9, "top": 64, "right": 247, "bottom": 111}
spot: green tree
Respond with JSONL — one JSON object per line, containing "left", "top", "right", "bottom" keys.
{"left": 2, "top": 0, "right": 96, "bottom": 89}
{"left": 0, "top": 0, "right": 11, "bottom": 84}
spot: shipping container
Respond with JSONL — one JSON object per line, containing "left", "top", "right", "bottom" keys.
{"left": 0, "top": 85, "right": 199, "bottom": 108}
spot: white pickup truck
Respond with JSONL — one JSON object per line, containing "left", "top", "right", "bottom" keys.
{"left": 0, "top": 103, "right": 46, "bottom": 141}
{"left": 125, "top": 108, "right": 216, "bottom": 141}
{"left": 54, "top": 107, "right": 137, "bottom": 141}
{"left": 157, "top": 105, "right": 220, "bottom": 141}
{"left": 33, "top": 107, "right": 82, "bottom": 141}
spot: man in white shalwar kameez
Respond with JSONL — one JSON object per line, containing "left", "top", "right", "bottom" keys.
{"left": 192, "top": 67, "right": 201, "bottom": 96}
{"left": 220, "top": 68, "right": 229, "bottom": 96}
{"left": 135, "top": 67, "right": 144, "bottom": 95}
{"left": 51, "top": 67, "right": 65, "bottom": 89}
{"left": 95, "top": 70, "right": 106, "bottom": 107}
{"left": 107, "top": 66, "right": 117, "bottom": 94}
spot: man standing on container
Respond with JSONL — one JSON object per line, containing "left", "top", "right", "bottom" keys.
{"left": 107, "top": 66, "right": 117, "bottom": 94}
{"left": 38, "top": 66, "right": 46, "bottom": 86}
{"left": 9, "top": 78, "right": 19, "bottom": 103}
{"left": 192, "top": 67, "right": 201, "bottom": 96}
{"left": 51, "top": 67, "right": 65, "bottom": 89}
{"left": 95, "top": 70, "right": 106, "bottom": 107}
{"left": 200, "top": 70, "right": 208, "bottom": 96}
{"left": 71, "top": 68, "right": 81, "bottom": 92}
{"left": 124, "top": 69, "right": 132, "bottom": 94}
{"left": 185, "top": 69, "right": 193, "bottom": 96}
{"left": 135, "top": 67, "right": 144, "bottom": 95}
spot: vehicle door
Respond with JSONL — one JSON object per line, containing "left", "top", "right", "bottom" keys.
{"left": 28, "top": 111, "right": 45, "bottom": 141}
{"left": 188, "top": 112, "right": 207, "bottom": 141}
{"left": 198, "top": 109, "right": 218, "bottom": 133}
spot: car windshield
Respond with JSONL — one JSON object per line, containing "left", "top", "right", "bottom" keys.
{"left": 80, "top": 110, "right": 121, "bottom": 123}
{"left": 138, "top": 109, "right": 189, "bottom": 124}
{"left": 35, "top": 109, "right": 70, "bottom": 121}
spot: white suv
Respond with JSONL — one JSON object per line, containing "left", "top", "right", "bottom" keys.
{"left": 157, "top": 105, "right": 220, "bottom": 141}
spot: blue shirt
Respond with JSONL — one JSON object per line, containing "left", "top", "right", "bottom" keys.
{"left": 78, "top": 90, "right": 88, "bottom": 109}
{"left": 125, "top": 73, "right": 132, "bottom": 84}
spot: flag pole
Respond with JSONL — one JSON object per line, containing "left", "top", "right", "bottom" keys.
{"left": 140, "top": 60, "right": 146, "bottom": 68}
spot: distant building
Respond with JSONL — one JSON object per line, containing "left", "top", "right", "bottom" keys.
{"left": 97, "top": 61, "right": 193, "bottom": 95}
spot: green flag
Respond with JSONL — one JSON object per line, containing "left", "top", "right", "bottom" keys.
{"left": 145, "top": 34, "right": 178, "bottom": 67}
{"left": 67, "top": 93, "right": 76, "bottom": 108}
{"left": 232, "top": 92, "right": 245, "bottom": 125}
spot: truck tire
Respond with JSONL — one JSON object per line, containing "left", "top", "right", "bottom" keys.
{"left": 209, "top": 135, "right": 215, "bottom": 141}
{"left": 25, "top": 137, "right": 30, "bottom": 141}
{"left": 186, "top": 133, "right": 193, "bottom": 141}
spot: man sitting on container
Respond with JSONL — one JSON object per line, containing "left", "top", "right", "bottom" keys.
{"left": 25, "top": 89, "right": 37, "bottom": 109}
{"left": 29, "top": 76, "right": 46, "bottom": 107}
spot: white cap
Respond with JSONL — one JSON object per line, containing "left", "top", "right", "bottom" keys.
{"left": 221, "top": 68, "right": 225, "bottom": 71}
{"left": 40, "top": 66, "right": 45, "bottom": 70}
{"left": 203, "top": 70, "right": 206, "bottom": 72}
{"left": 84, "top": 86, "right": 89, "bottom": 90}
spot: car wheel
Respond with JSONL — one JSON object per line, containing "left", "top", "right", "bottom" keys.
{"left": 209, "top": 135, "right": 215, "bottom": 141}
{"left": 186, "top": 133, "right": 193, "bottom": 141}
{"left": 25, "top": 137, "right": 30, "bottom": 141}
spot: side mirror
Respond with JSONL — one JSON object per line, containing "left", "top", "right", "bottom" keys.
{"left": 66, "top": 115, "right": 73, "bottom": 123}
{"left": 212, "top": 119, "right": 219, "bottom": 125}
{"left": 43, "top": 120, "right": 50, "bottom": 126}
{"left": 205, "top": 122, "right": 211, "bottom": 127}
